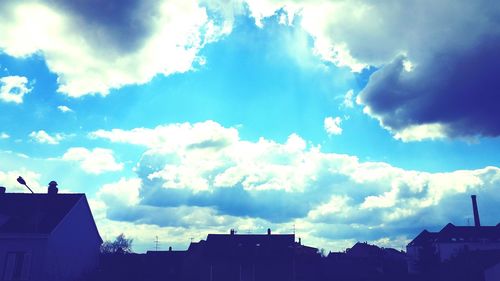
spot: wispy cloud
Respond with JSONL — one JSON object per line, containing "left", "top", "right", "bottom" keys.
{"left": 342, "top": 89, "right": 354, "bottom": 108}
{"left": 0, "top": 132, "right": 9, "bottom": 139}
{"left": 57, "top": 105, "right": 73, "bottom": 113}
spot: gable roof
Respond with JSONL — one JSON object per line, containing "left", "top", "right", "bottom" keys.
{"left": 407, "top": 230, "right": 438, "bottom": 247}
{"left": 0, "top": 193, "right": 85, "bottom": 234}
{"left": 437, "top": 223, "right": 500, "bottom": 242}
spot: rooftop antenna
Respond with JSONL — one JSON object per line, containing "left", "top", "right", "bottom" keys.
{"left": 17, "top": 176, "right": 34, "bottom": 194}
{"left": 154, "top": 236, "right": 159, "bottom": 251}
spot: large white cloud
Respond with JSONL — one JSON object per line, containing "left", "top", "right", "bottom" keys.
{"left": 92, "top": 121, "right": 500, "bottom": 250}
{"left": 0, "top": 0, "right": 234, "bottom": 97}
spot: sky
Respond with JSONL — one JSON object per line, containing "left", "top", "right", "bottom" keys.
{"left": 0, "top": 0, "right": 499, "bottom": 253}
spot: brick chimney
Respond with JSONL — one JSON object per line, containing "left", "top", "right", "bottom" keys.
{"left": 471, "top": 195, "right": 481, "bottom": 227}
{"left": 48, "top": 181, "right": 59, "bottom": 194}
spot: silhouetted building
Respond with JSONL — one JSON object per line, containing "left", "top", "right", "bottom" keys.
{"left": 182, "top": 229, "right": 320, "bottom": 281}
{"left": 145, "top": 249, "right": 187, "bottom": 280}
{"left": 324, "top": 242, "right": 407, "bottom": 281}
{"left": 0, "top": 186, "right": 102, "bottom": 281}
{"left": 346, "top": 242, "right": 383, "bottom": 258}
{"left": 407, "top": 195, "right": 500, "bottom": 274}
{"left": 485, "top": 261, "right": 500, "bottom": 281}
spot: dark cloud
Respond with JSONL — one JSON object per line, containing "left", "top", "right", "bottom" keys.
{"left": 359, "top": 25, "right": 500, "bottom": 139}
{"left": 138, "top": 174, "right": 350, "bottom": 223}
{"left": 47, "top": 0, "right": 156, "bottom": 52}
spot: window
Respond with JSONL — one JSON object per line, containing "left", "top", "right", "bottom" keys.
{"left": 2, "top": 252, "right": 31, "bottom": 281}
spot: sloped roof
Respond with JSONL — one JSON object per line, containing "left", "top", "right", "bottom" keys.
{"left": 0, "top": 193, "right": 84, "bottom": 234}
{"left": 437, "top": 223, "right": 500, "bottom": 242}
{"left": 408, "top": 223, "right": 500, "bottom": 246}
{"left": 206, "top": 233, "right": 295, "bottom": 246}
{"left": 407, "top": 230, "right": 438, "bottom": 247}
{"left": 347, "top": 242, "right": 382, "bottom": 257}
{"left": 203, "top": 233, "right": 296, "bottom": 257}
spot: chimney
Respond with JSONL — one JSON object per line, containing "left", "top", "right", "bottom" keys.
{"left": 230, "top": 229, "right": 235, "bottom": 235}
{"left": 471, "top": 195, "right": 481, "bottom": 227}
{"left": 267, "top": 228, "right": 271, "bottom": 235}
{"left": 0, "top": 186, "right": 5, "bottom": 194}
{"left": 48, "top": 181, "right": 58, "bottom": 194}
{"left": 298, "top": 237, "right": 301, "bottom": 245}
{"left": 169, "top": 246, "right": 172, "bottom": 251}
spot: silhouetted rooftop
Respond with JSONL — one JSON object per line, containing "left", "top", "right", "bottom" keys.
{"left": 206, "top": 233, "right": 295, "bottom": 246}
{"left": 0, "top": 193, "right": 85, "bottom": 234}
{"left": 408, "top": 223, "right": 500, "bottom": 246}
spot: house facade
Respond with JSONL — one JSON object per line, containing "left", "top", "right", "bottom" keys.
{"left": 0, "top": 185, "right": 102, "bottom": 281}
{"left": 407, "top": 195, "right": 500, "bottom": 274}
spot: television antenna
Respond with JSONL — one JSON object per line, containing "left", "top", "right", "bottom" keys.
{"left": 154, "top": 236, "right": 160, "bottom": 251}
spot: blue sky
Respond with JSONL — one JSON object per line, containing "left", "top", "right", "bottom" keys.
{"left": 1, "top": 0, "right": 499, "bottom": 252}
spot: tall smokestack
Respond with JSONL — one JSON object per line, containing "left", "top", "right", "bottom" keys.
{"left": 471, "top": 195, "right": 481, "bottom": 227}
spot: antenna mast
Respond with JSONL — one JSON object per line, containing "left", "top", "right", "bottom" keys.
{"left": 154, "top": 236, "right": 159, "bottom": 251}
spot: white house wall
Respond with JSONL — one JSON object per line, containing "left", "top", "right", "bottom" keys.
{"left": 437, "top": 242, "right": 500, "bottom": 261}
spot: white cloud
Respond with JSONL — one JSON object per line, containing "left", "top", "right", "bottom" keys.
{"left": 29, "top": 130, "right": 65, "bottom": 145}
{"left": 0, "top": 75, "right": 31, "bottom": 104}
{"left": 91, "top": 121, "right": 500, "bottom": 251}
{"left": 324, "top": 116, "right": 343, "bottom": 136}
{"left": 90, "top": 120, "right": 239, "bottom": 149}
{"left": 57, "top": 105, "right": 73, "bottom": 113}
{"left": 0, "top": 132, "right": 9, "bottom": 139}
{"left": 393, "top": 123, "right": 447, "bottom": 142}
{"left": 0, "top": 169, "right": 42, "bottom": 193}
{"left": 62, "top": 147, "right": 123, "bottom": 174}
{"left": 0, "top": 1, "right": 234, "bottom": 97}
{"left": 97, "top": 178, "right": 141, "bottom": 206}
